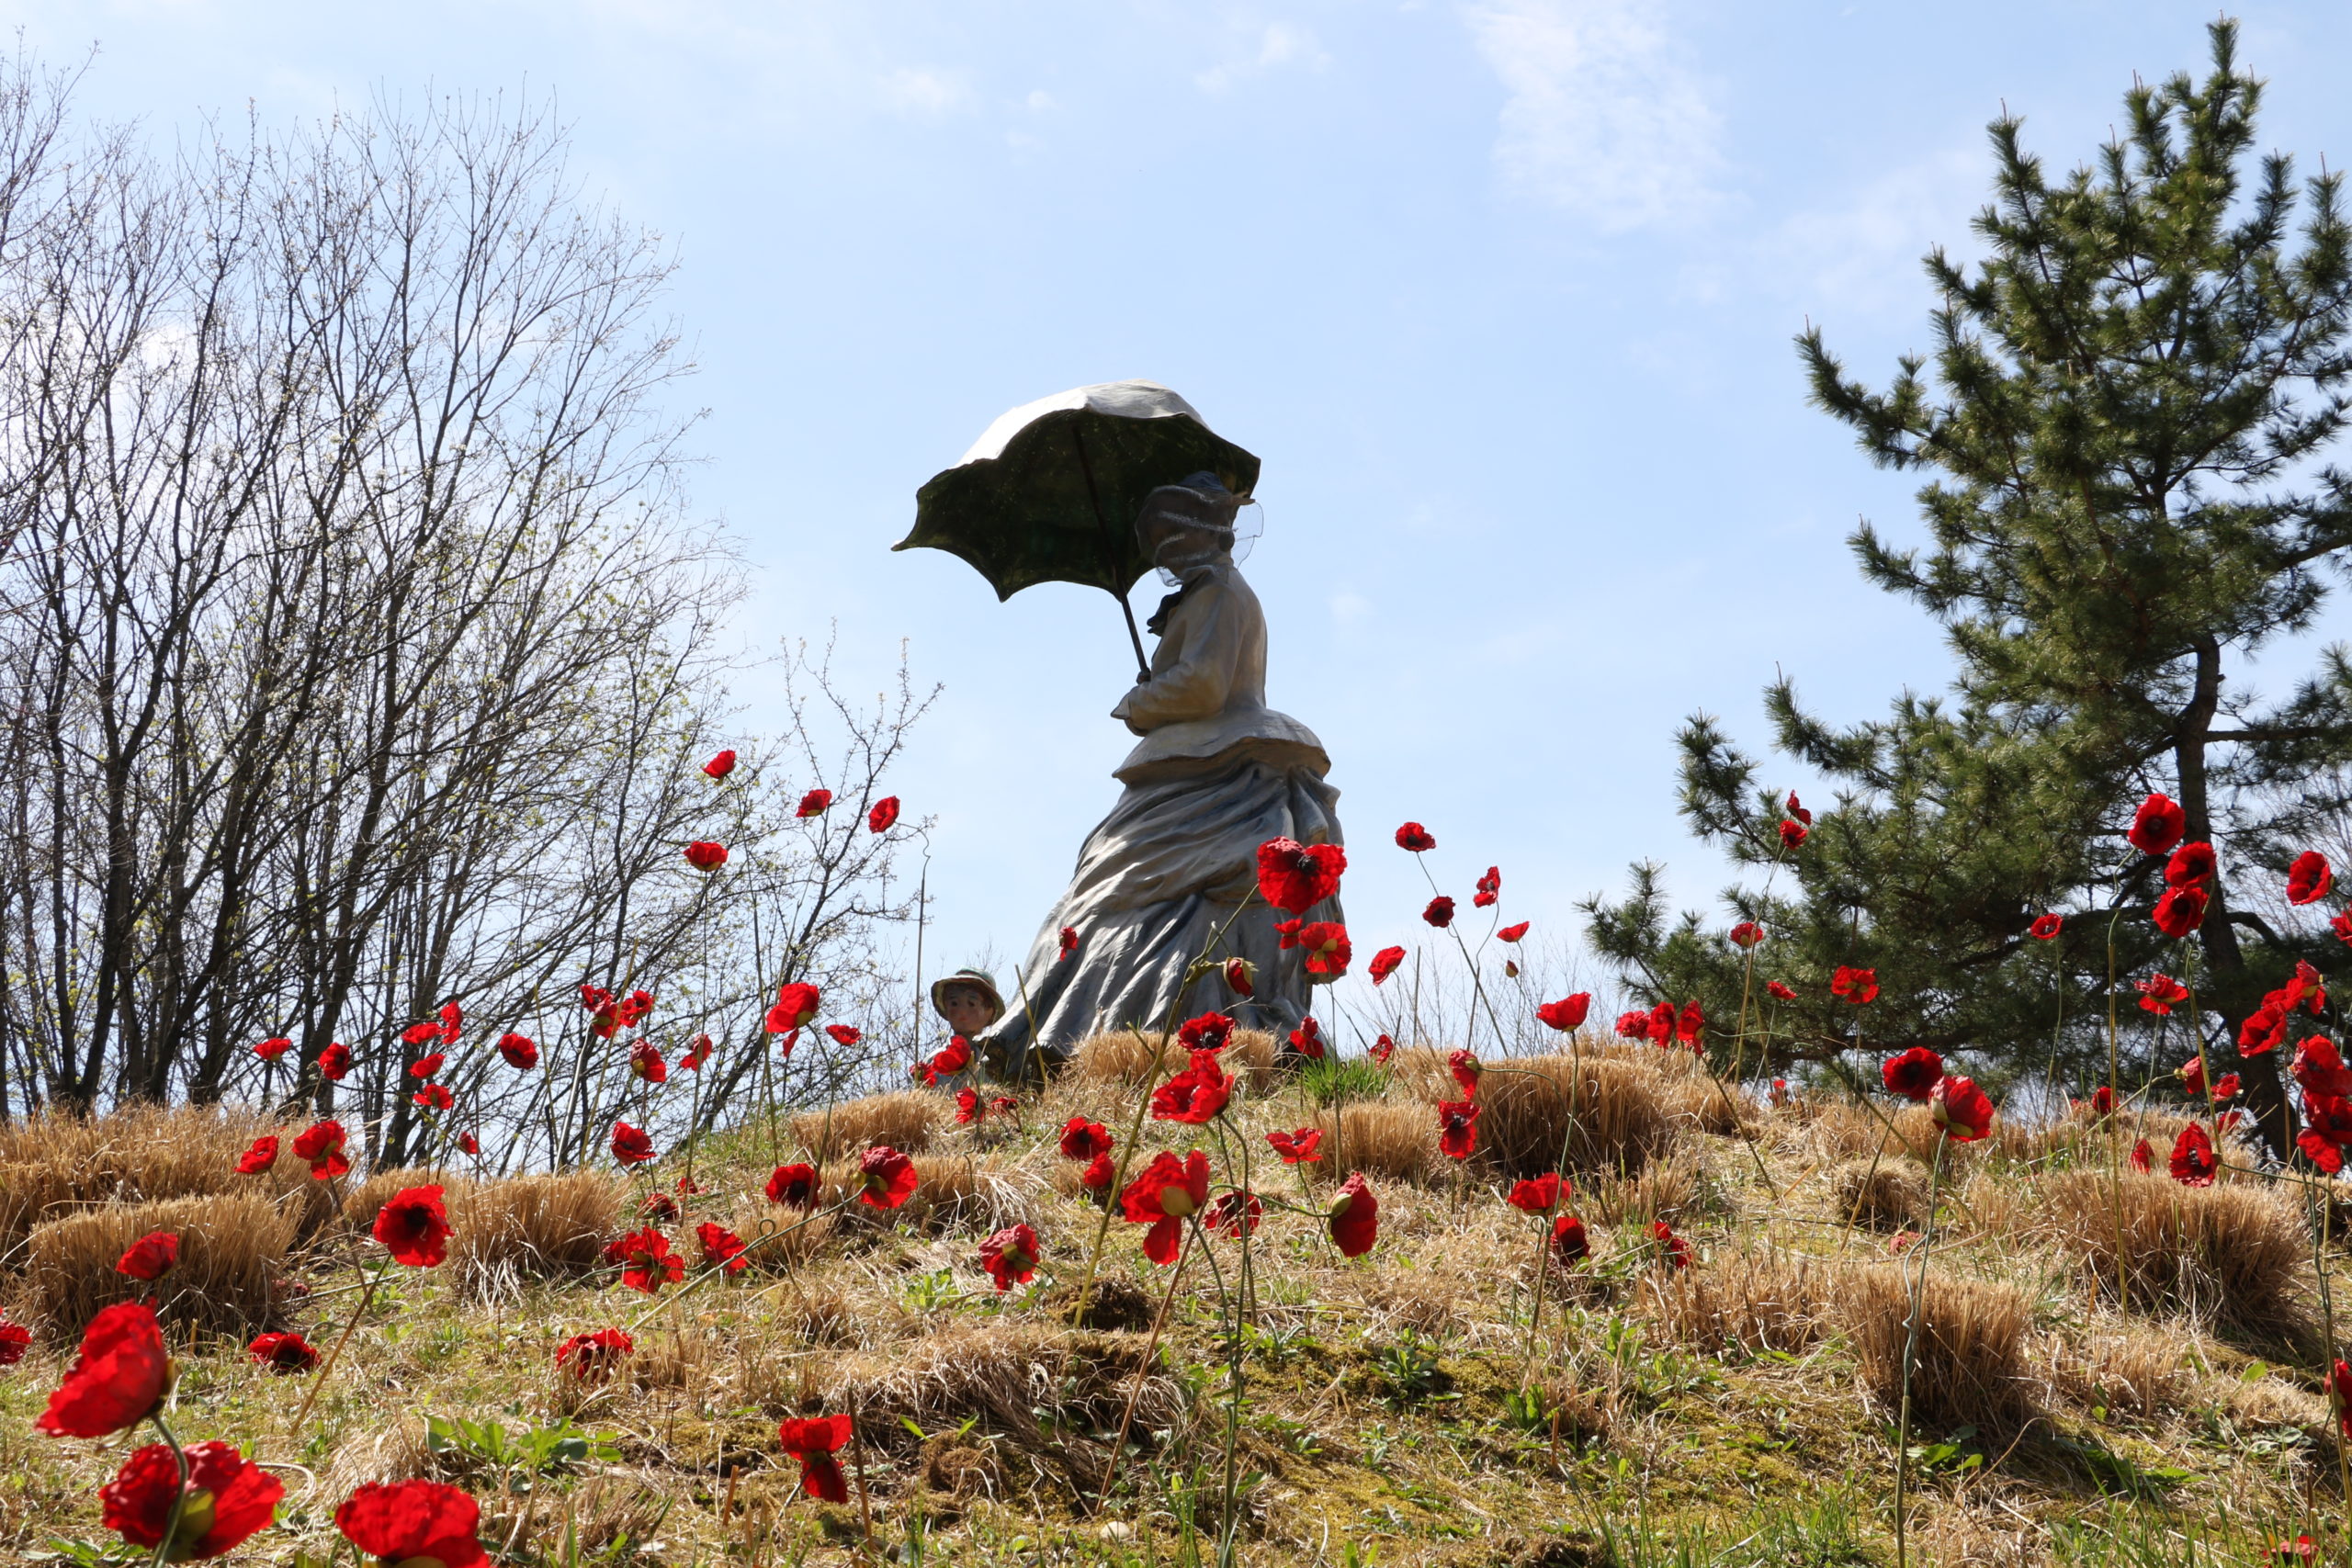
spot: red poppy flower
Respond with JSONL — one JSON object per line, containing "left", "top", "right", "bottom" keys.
{"left": 2289, "top": 960, "right": 2327, "bottom": 1012}
{"left": 1766, "top": 979, "right": 1797, "bottom": 1001}
{"left": 248, "top": 1331, "right": 318, "bottom": 1373}
{"left": 2127, "top": 792, "right": 2186, "bottom": 856}
{"left": 684, "top": 840, "right": 728, "bottom": 871}
{"left": 373, "top": 1185, "right": 452, "bottom": 1268}
{"left": 1367, "top": 946, "right": 1406, "bottom": 987}
{"left": 2293, "top": 1037, "right": 2352, "bottom": 1098}
{"left": 695, "top": 1221, "right": 749, "bottom": 1276}
{"left": 1080, "top": 1151, "right": 1117, "bottom": 1195}
{"left": 494, "top": 1032, "right": 537, "bottom": 1070}
{"left": 413, "top": 1082, "right": 455, "bottom": 1111}
{"left": 2129, "top": 1138, "right": 2154, "bottom": 1173}
{"left": 335, "top": 1479, "right": 489, "bottom": 1568}
{"left": 979, "top": 1223, "right": 1041, "bottom": 1291}
{"left": 2136, "top": 973, "right": 2190, "bottom": 1015}
{"left": 1536, "top": 994, "right": 1591, "bottom": 1032}
{"left": 1675, "top": 998, "right": 1706, "bottom": 1046}
{"left": 1287, "top": 1016, "right": 1326, "bottom": 1059}
{"left": 1178, "top": 1011, "right": 1234, "bottom": 1051}
{"left": 2331, "top": 1359, "right": 2352, "bottom": 1438}
{"left": 1152, "top": 1050, "right": 1234, "bottom": 1123}
{"left": 2335, "top": 911, "right": 2352, "bottom": 948}
{"left": 767, "top": 981, "right": 821, "bottom": 1035}
{"left": 1778, "top": 819, "right": 1807, "bottom": 849}
{"left": 2213, "top": 1073, "right": 2240, "bottom": 1100}
{"left": 2301, "top": 1094, "right": 2352, "bottom": 1174}
{"left": 866, "top": 795, "right": 900, "bottom": 833}
{"left": 2029, "top": 913, "right": 2063, "bottom": 941}
{"left": 618, "top": 988, "right": 654, "bottom": 1028}
{"left": 748, "top": 1165, "right": 816, "bottom": 1216}
{"left": 1650, "top": 1219, "right": 1690, "bottom": 1269}
{"left": 1047, "top": 1121, "right": 1106, "bottom": 1167}
{"left": 1508, "top": 1172, "right": 1567, "bottom": 1214}
{"left": 2280, "top": 1533, "right": 2322, "bottom": 1563}
{"left": 702, "top": 749, "right": 738, "bottom": 780}
{"left": 918, "top": 1034, "right": 972, "bottom": 1086}
{"left": 1256, "top": 837, "right": 1347, "bottom": 914}
{"left": 603, "top": 1227, "right": 684, "bottom": 1293}
{"left": 680, "top": 1034, "right": 713, "bottom": 1071}
{"left": 1395, "top": 822, "right": 1436, "bottom": 852}
{"left": 1296, "top": 921, "right": 1351, "bottom": 977}
{"left": 1329, "top": 1172, "right": 1378, "bottom": 1257}
{"left": 101, "top": 1438, "right": 282, "bottom": 1561}
{"left": 1422, "top": 896, "right": 1456, "bottom": 929}
{"left": 1929, "top": 1075, "right": 1996, "bottom": 1142}
{"left": 2289, "top": 850, "right": 2334, "bottom": 906}
{"left": 2160, "top": 842, "right": 2214, "bottom": 891}
{"left": 292, "top": 1120, "right": 350, "bottom": 1180}
{"left": 796, "top": 788, "right": 832, "bottom": 818}
{"left": 1769, "top": 1078, "right": 1790, "bottom": 1107}
{"left": 1724, "top": 920, "right": 1764, "bottom": 950}
{"left": 624, "top": 1040, "right": 666, "bottom": 1085}
{"left": 1266, "top": 1127, "right": 1323, "bottom": 1165}
{"left": 1442, "top": 1049, "right": 1478, "bottom": 1100}
{"left": 857, "top": 1145, "right": 919, "bottom": 1209}
{"left": 1498, "top": 922, "right": 1532, "bottom": 946}
{"left": 1611, "top": 1010, "right": 1645, "bottom": 1040}
{"left": 0, "top": 1319, "right": 29, "bottom": 1364}
{"left": 1831, "top": 966, "right": 1879, "bottom": 1005}
{"left": 1369, "top": 1033, "right": 1396, "bottom": 1065}
{"left": 403, "top": 1052, "right": 444, "bottom": 1081}
{"left": 36, "top": 1302, "right": 171, "bottom": 1438}
{"left": 1550, "top": 1213, "right": 1590, "bottom": 1266}
{"left": 1436, "top": 1098, "right": 1480, "bottom": 1160}
{"left": 317, "top": 1042, "right": 352, "bottom": 1080}
{"left": 2151, "top": 885, "right": 2208, "bottom": 940}
{"left": 235, "top": 1135, "right": 278, "bottom": 1175}
{"left": 1121, "top": 1149, "right": 1211, "bottom": 1264}
{"left": 610, "top": 1122, "right": 656, "bottom": 1166}
{"left": 2168, "top": 1122, "right": 2219, "bottom": 1186}
{"left": 1474, "top": 867, "right": 1501, "bottom": 908}
{"left": 2240, "top": 1002, "right": 2289, "bottom": 1056}
{"left": 2086, "top": 1085, "right": 2117, "bottom": 1119}
{"left": 640, "top": 1190, "right": 680, "bottom": 1221}
{"left": 116, "top": 1232, "right": 177, "bottom": 1281}
{"left": 1880, "top": 1046, "right": 1943, "bottom": 1101}
{"left": 253, "top": 1036, "right": 291, "bottom": 1061}
{"left": 778, "top": 1414, "right": 854, "bottom": 1503}
{"left": 1221, "top": 955, "right": 1256, "bottom": 998}
{"left": 1785, "top": 791, "right": 1813, "bottom": 825}
{"left": 954, "top": 1086, "right": 987, "bottom": 1125}
{"left": 555, "top": 1327, "right": 634, "bottom": 1382}
{"left": 401, "top": 1021, "right": 444, "bottom": 1047}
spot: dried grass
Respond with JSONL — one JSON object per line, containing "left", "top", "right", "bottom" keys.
{"left": 447, "top": 1173, "right": 621, "bottom": 1302}
{"left": 828, "top": 1155, "right": 1041, "bottom": 1236}
{"left": 1831, "top": 1158, "right": 1927, "bottom": 1231}
{"left": 1312, "top": 1101, "right": 1440, "bottom": 1184}
{"left": 1585, "top": 1158, "right": 1702, "bottom": 1227}
{"left": 23, "top": 1193, "right": 294, "bottom": 1341}
{"left": 343, "top": 1167, "right": 469, "bottom": 1230}
{"left": 2032, "top": 1168, "right": 2307, "bottom": 1332}
{"left": 1838, "top": 1265, "right": 2035, "bottom": 1432}
{"left": 1454, "top": 1053, "right": 1677, "bottom": 1179}
{"left": 789, "top": 1090, "right": 944, "bottom": 1161}
{"left": 2045, "top": 1324, "right": 2195, "bottom": 1417}
{"left": 1068, "top": 1028, "right": 1276, "bottom": 1090}
{"left": 1641, "top": 1247, "right": 1828, "bottom": 1356}
{"left": 0, "top": 1103, "right": 334, "bottom": 1259}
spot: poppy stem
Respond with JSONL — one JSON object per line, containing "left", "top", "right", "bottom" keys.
{"left": 288, "top": 1253, "right": 389, "bottom": 1440}
{"left": 145, "top": 1410, "right": 189, "bottom": 1568}
{"left": 849, "top": 1393, "right": 876, "bottom": 1551}
{"left": 1101, "top": 1224, "right": 1195, "bottom": 1507}
{"left": 1891, "top": 1130, "right": 1948, "bottom": 1568}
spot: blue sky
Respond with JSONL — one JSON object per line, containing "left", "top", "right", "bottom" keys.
{"left": 17, "top": 1, "right": 2352, "bottom": 1028}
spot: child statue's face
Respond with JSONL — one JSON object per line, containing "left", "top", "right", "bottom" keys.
{"left": 938, "top": 986, "right": 996, "bottom": 1034}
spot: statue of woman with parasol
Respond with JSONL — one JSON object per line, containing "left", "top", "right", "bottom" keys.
{"left": 898, "top": 382, "right": 1345, "bottom": 1077}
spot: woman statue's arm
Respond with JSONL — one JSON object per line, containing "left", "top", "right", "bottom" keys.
{"left": 1112, "top": 581, "right": 1239, "bottom": 735}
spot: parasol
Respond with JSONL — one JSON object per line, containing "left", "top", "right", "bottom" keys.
{"left": 895, "top": 380, "right": 1260, "bottom": 681}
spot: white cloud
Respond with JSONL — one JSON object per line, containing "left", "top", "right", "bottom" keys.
{"left": 1460, "top": 0, "right": 1724, "bottom": 231}
{"left": 1762, "top": 142, "right": 1985, "bottom": 318}
{"left": 878, "top": 66, "right": 974, "bottom": 118}
{"left": 1195, "top": 21, "right": 1330, "bottom": 94}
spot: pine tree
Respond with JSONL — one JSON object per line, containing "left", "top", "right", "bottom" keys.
{"left": 1587, "top": 22, "right": 2352, "bottom": 1157}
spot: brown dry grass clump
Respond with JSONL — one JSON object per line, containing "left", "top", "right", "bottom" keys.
{"left": 1312, "top": 1101, "right": 1440, "bottom": 1183}
{"left": 1069, "top": 1027, "right": 1276, "bottom": 1090}
{"left": 0, "top": 1103, "right": 333, "bottom": 1258}
{"left": 1642, "top": 1247, "right": 1829, "bottom": 1356}
{"left": 827, "top": 1155, "right": 1039, "bottom": 1236}
{"left": 342, "top": 1167, "right": 469, "bottom": 1229}
{"left": 1833, "top": 1158, "right": 1928, "bottom": 1230}
{"left": 1838, "top": 1265, "right": 2035, "bottom": 1432}
{"left": 2046, "top": 1324, "right": 2196, "bottom": 1417}
{"left": 790, "top": 1090, "right": 943, "bottom": 1160}
{"left": 447, "top": 1173, "right": 621, "bottom": 1301}
{"left": 2032, "top": 1168, "right": 2306, "bottom": 1332}
{"left": 1585, "top": 1158, "right": 1702, "bottom": 1226}
{"left": 23, "top": 1192, "right": 294, "bottom": 1341}
{"left": 1461, "top": 1053, "right": 1676, "bottom": 1179}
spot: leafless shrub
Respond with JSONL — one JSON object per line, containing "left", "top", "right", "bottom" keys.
{"left": 23, "top": 1193, "right": 293, "bottom": 1341}
{"left": 1838, "top": 1265, "right": 2035, "bottom": 1432}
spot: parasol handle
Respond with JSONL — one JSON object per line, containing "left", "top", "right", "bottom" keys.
{"left": 1069, "top": 423, "right": 1153, "bottom": 684}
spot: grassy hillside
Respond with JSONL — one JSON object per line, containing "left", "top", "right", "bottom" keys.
{"left": 0, "top": 1035, "right": 2344, "bottom": 1566}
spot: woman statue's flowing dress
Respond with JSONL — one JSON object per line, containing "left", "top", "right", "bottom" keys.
{"left": 979, "top": 558, "right": 1343, "bottom": 1076}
